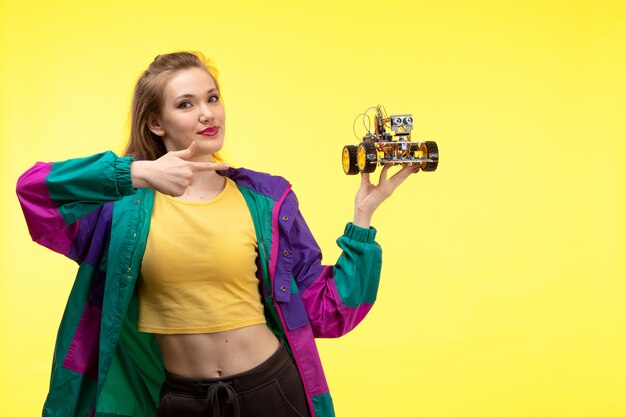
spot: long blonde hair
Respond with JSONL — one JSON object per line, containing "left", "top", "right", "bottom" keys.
{"left": 123, "top": 51, "right": 223, "bottom": 162}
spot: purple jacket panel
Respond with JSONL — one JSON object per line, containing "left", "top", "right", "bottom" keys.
{"left": 16, "top": 162, "right": 78, "bottom": 259}
{"left": 69, "top": 204, "right": 113, "bottom": 268}
{"left": 289, "top": 210, "right": 375, "bottom": 338}
{"left": 219, "top": 167, "right": 296, "bottom": 303}
{"left": 219, "top": 167, "right": 289, "bottom": 201}
{"left": 63, "top": 302, "right": 102, "bottom": 380}
{"left": 16, "top": 162, "right": 113, "bottom": 270}
{"left": 301, "top": 272, "right": 373, "bottom": 338}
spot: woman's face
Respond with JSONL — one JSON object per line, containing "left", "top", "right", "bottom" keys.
{"left": 148, "top": 66, "right": 225, "bottom": 160}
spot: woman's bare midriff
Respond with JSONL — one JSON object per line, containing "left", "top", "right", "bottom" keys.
{"left": 155, "top": 323, "right": 280, "bottom": 378}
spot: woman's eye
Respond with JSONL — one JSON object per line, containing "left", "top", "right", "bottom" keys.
{"left": 177, "top": 102, "right": 192, "bottom": 109}
{"left": 209, "top": 95, "right": 220, "bottom": 103}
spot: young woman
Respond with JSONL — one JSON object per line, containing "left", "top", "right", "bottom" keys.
{"left": 16, "top": 51, "right": 419, "bottom": 417}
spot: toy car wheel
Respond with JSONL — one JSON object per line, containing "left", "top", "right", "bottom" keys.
{"left": 420, "top": 141, "right": 439, "bottom": 172}
{"left": 357, "top": 142, "right": 377, "bottom": 173}
{"left": 342, "top": 145, "right": 359, "bottom": 175}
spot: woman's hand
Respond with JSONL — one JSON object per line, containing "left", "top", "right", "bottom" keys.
{"left": 352, "top": 163, "right": 420, "bottom": 228}
{"left": 130, "top": 142, "right": 229, "bottom": 196}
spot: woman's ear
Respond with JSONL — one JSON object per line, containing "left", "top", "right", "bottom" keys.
{"left": 147, "top": 113, "right": 165, "bottom": 137}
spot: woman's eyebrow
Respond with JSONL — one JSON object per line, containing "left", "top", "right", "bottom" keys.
{"left": 174, "top": 88, "right": 219, "bottom": 100}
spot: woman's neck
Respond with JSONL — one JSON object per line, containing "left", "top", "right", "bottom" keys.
{"left": 177, "top": 170, "right": 226, "bottom": 202}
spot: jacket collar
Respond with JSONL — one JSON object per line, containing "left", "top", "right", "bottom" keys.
{"left": 217, "top": 167, "right": 290, "bottom": 201}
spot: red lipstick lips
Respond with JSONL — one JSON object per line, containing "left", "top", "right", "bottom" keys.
{"left": 199, "top": 126, "right": 219, "bottom": 136}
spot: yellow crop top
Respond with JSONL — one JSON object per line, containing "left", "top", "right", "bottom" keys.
{"left": 138, "top": 177, "right": 266, "bottom": 334}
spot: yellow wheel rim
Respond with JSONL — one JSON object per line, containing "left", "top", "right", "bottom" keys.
{"left": 342, "top": 148, "right": 351, "bottom": 173}
{"left": 357, "top": 145, "right": 366, "bottom": 170}
{"left": 419, "top": 143, "right": 428, "bottom": 169}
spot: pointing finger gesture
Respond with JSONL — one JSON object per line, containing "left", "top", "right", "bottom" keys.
{"left": 130, "top": 142, "right": 229, "bottom": 196}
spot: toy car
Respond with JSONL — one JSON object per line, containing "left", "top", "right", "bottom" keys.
{"left": 342, "top": 105, "right": 439, "bottom": 175}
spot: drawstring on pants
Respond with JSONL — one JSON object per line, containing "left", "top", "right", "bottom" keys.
{"left": 204, "top": 380, "right": 241, "bottom": 417}
{"left": 157, "top": 341, "right": 311, "bottom": 417}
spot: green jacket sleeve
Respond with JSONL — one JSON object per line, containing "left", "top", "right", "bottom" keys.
{"left": 16, "top": 151, "right": 135, "bottom": 261}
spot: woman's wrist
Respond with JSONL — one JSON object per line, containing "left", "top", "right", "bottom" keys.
{"left": 352, "top": 205, "right": 373, "bottom": 229}
{"left": 130, "top": 160, "right": 151, "bottom": 189}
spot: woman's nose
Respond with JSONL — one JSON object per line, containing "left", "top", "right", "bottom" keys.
{"left": 199, "top": 103, "right": 215, "bottom": 122}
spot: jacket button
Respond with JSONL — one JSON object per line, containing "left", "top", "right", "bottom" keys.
{"left": 282, "top": 251, "right": 289, "bottom": 257}
{"left": 280, "top": 286, "right": 287, "bottom": 292}
{"left": 136, "top": 199, "right": 141, "bottom": 204}
{"left": 282, "top": 216, "right": 288, "bottom": 221}
{"left": 127, "top": 267, "right": 131, "bottom": 273}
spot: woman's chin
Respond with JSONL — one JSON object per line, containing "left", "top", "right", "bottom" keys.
{"left": 193, "top": 145, "right": 224, "bottom": 161}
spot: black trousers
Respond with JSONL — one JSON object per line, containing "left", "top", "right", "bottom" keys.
{"left": 157, "top": 342, "right": 311, "bottom": 417}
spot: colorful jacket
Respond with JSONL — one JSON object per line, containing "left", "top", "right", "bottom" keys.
{"left": 16, "top": 151, "right": 382, "bottom": 417}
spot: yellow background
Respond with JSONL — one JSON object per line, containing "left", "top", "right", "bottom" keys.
{"left": 1, "top": 1, "right": 625, "bottom": 416}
